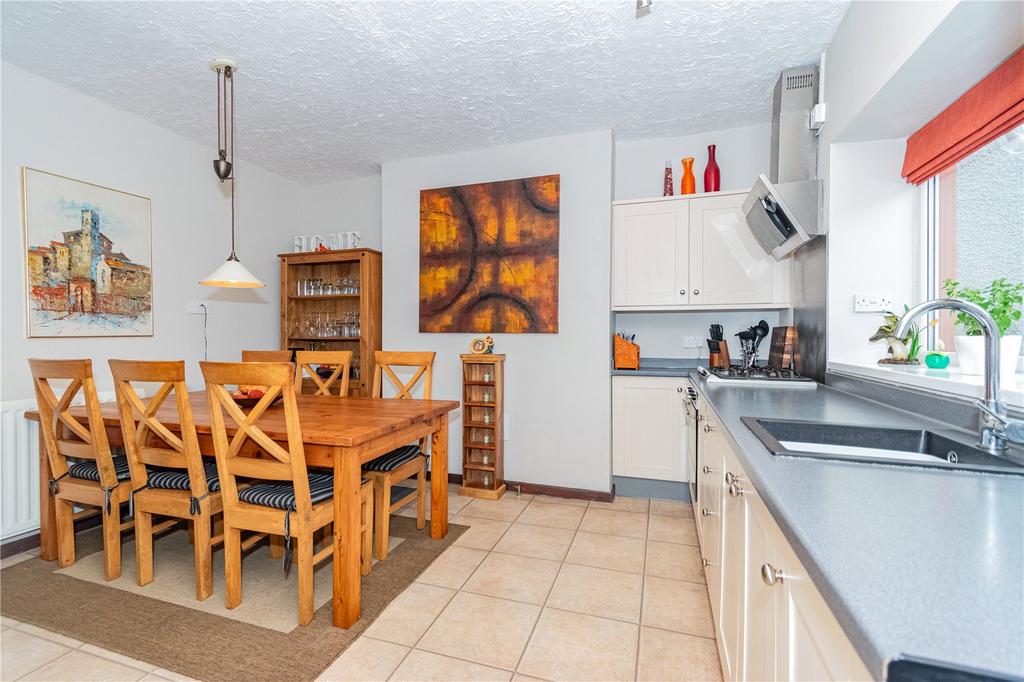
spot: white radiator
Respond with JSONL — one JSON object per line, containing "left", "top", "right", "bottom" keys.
{"left": 1, "top": 390, "right": 117, "bottom": 541}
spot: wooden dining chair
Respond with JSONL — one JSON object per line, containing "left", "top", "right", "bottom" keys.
{"left": 109, "top": 359, "right": 222, "bottom": 600}
{"left": 28, "top": 358, "right": 134, "bottom": 580}
{"left": 363, "top": 351, "right": 435, "bottom": 560}
{"left": 294, "top": 350, "right": 352, "bottom": 397}
{"left": 200, "top": 361, "right": 371, "bottom": 625}
{"left": 241, "top": 350, "right": 292, "bottom": 363}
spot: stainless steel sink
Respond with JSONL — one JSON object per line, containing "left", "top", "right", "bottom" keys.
{"left": 742, "top": 417, "right": 1024, "bottom": 476}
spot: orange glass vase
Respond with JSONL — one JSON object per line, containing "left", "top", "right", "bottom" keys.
{"left": 680, "top": 157, "right": 696, "bottom": 195}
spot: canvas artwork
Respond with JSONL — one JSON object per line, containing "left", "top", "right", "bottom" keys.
{"left": 22, "top": 168, "right": 153, "bottom": 337}
{"left": 419, "top": 174, "right": 559, "bottom": 333}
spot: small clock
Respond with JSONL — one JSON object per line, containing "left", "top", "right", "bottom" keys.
{"left": 470, "top": 335, "right": 495, "bottom": 354}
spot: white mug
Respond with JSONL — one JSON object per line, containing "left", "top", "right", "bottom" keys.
{"left": 293, "top": 235, "right": 308, "bottom": 253}
{"left": 346, "top": 231, "right": 360, "bottom": 249}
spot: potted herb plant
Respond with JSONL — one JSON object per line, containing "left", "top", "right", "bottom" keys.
{"left": 944, "top": 278, "right": 1024, "bottom": 376}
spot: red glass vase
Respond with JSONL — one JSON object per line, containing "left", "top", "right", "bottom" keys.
{"left": 663, "top": 161, "right": 674, "bottom": 196}
{"left": 703, "top": 144, "right": 720, "bottom": 192}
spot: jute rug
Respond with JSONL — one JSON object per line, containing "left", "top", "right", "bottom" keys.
{"left": 1, "top": 516, "right": 466, "bottom": 681}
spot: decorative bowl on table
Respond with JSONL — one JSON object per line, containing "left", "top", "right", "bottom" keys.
{"left": 231, "top": 386, "right": 284, "bottom": 409}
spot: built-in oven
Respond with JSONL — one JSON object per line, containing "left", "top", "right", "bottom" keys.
{"left": 682, "top": 382, "right": 700, "bottom": 508}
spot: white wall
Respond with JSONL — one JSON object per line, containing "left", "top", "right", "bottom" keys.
{"left": 614, "top": 122, "right": 771, "bottom": 201}
{"left": 614, "top": 311, "right": 782, "bottom": 360}
{"left": 1, "top": 63, "right": 301, "bottom": 400}
{"left": 826, "top": 139, "right": 921, "bottom": 365}
{"left": 381, "top": 130, "right": 614, "bottom": 493}
{"left": 299, "top": 175, "right": 383, "bottom": 250}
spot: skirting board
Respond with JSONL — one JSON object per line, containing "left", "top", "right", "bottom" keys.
{"left": 439, "top": 473, "right": 613, "bottom": 503}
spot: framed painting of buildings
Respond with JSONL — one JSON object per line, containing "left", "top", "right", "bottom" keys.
{"left": 419, "top": 174, "right": 559, "bottom": 333}
{"left": 22, "top": 167, "right": 153, "bottom": 337}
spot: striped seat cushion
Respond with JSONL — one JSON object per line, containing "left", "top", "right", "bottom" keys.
{"left": 237, "top": 472, "right": 334, "bottom": 510}
{"left": 363, "top": 445, "right": 423, "bottom": 473}
{"left": 67, "top": 456, "right": 132, "bottom": 483}
{"left": 390, "top": 485, "right": 417, "bottom": 505}
{"left": 146, "top": 462, "right": 221, "bottom": 492}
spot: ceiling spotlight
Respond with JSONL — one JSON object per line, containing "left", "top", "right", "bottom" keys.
{"left": 637, "top": 0, "right": 652, "bottom": 9}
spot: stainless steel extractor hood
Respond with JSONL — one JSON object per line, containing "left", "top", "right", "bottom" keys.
{"left": 743, "top": 65, "right": 824, "bottom": 260}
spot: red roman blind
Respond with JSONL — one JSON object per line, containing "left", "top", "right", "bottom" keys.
{"left": 902, "top": 46, "right": 1024, "bottom": 185}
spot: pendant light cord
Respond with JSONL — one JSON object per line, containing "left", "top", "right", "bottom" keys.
{"left": 228, "top": 65, "right": 236, "bottom": 256}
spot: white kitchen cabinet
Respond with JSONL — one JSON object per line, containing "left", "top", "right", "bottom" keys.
{"left": 697, "top": 401, "right": 872, "bottom": 682}
{"left": 611, "top": 376, "right": 687, "bottom": 482}
{"left": 612, "top": 191, "right": 789, "bottom": 310}
{"left": 611, "top": 201, "right": 689, "bottom": 307}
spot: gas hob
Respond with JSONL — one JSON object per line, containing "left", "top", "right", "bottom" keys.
{"left": 699, "top": 365, "right": 817, "bottom": 388}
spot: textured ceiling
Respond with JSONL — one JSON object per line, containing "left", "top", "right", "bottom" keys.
{"left": 2, "top": 1, "right": 848, "bottom": 184}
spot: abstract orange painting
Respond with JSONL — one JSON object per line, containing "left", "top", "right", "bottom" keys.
{"left": 419, "top": 174, "right": 559, "bottom": 333}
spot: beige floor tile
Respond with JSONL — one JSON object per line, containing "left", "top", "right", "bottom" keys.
{"left": 364, "top": 582, "right": 456, "bottom": 646}
{"left": 390, "top": 649, "right": 512, "bottom": 681}
{"left": 637, "top": 626, "right": 722, "bottom": 681}
{"left": 579, "top": 508, "right": 648, "bottom": 539}
{"left": 417, "top": 592, "right": 541, "bottom": 670}
{"left": 1, "top": 615, "right": 23, "bottom": 629}
{"left": 589, "top": 496, "right": 650, "bottom": 514}
{"left": 461, "top": 496, "right": 531, "bottom": 522}
{"left": 530, "top": 495, "right": 589, "bottom": 508}
{"left": 645, "top": 541, "right": 706, "bottom": 584}
{"left": 22, "top": 648, "right": 147, "bottom": 681}
{"left": 140, "top": 674, "right": 172, "bottom": 681}
{"left": 545, "top": 563, "right": 643, "bottom": 622}
{"left": 446, "top": 494, "right": 473, "bottom": 515}
{"left": 416, "top": 546, "right": 488, "bottom": 589}
{"left": 517, "top": 608, "right": 639, "bottom": 682}
{"left": 149, "top": 668, "right": 199, "bottom": 681}
{"left": 0, "top": 629, "right": 72, "bottom": 680}
{"left": 649, "top": 499, "right": 695, "bottom": 518}
{"left": 642, "top": 576, "right": 715, "bottom": 638}
{"left": 316, "top": 636, "right": 409, "bottom": 681}
{"left": 451, "top": 515, "right": 512, "bottom": 551}
{"left": 79, "top": 644, "right": 159, "bottom": 673}
{"left": 492, "top": 524, "right": 575, "bottom": 561}
{"left": 15, "top": 623, "right": 83, "bottom": 649}
{"left": 565, "top": 531, "right": 646, "bottom": 574}
{"left": 463, "top": 552, "right": 561, "bottom": 605}
{"left": 647, "top": 513, "right": 699, "bottom": 545}
{"left": 511, "top": 675, "right": 548, "bottom": 681}
{"left": 516, "top": 501, "right": 585, "bottom": 530}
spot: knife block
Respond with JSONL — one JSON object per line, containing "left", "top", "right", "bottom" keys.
{"left": 613, "top": 335, "right": 640, "bottom": 370}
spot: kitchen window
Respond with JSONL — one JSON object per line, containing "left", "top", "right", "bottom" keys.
{"left": 924, "top": 124, "right": 1024, "bottom": 361}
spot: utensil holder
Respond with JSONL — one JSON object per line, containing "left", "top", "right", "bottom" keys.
{"left": 613, "top": 335, "right": 640, "bottom": 370}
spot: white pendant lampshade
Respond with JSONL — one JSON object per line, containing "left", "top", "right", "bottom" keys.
{"left": 200, "top": 254, "right": 264, "bottom": 288}
{"left": 200, "top": 58, "right": 264, "bottom": 289}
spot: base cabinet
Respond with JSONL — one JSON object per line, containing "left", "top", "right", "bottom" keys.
{"left": 611, "top": 376, "right": 687, "bottom": 482}
{"left": 696, "top": 403, "right": 873, "bottom": 682}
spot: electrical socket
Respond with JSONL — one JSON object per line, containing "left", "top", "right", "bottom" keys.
{"left": 854, "top": 293, "right": 893, "bottom": 313}
{"left": 682, "top": 335, "right": 704, "bottom": 349}
{"left": 187, "top": 301, "right": 208, "bottom": 315}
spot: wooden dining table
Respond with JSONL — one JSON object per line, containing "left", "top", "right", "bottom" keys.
{"left": 27, "top": 392, "right": 460, "bottom": 628}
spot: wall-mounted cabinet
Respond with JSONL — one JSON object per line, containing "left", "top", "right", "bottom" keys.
{"left": 612, "top": 190, "right": 790, "bottom": 311}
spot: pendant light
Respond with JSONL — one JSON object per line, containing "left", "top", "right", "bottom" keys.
{"left": 200, "top": 58, "right": 264, "bottom": 288}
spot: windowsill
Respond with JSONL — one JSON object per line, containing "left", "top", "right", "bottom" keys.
{"left": 828, "top": 361, "right": 1024, "bottom": 409}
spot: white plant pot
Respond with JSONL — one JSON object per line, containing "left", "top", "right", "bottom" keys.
{"left": 955, "top": 335, "right": 1023, "bottom": 376}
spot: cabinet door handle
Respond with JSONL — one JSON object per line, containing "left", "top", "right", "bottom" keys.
{"left": 728, "top": 482, "right": 744, "bottom": 498}
{"left": 679, "top": 289, "right": 687, "bottom": 295}
{"left": 725, "top": 472, "right": 739, "bottom": 485}
{"left": 703, "top": 423, "right": 714, "bottom": 433}
{"left": 761, "top": 563, "right": 785, "bottom": 586}
{"left": 677, "top": 387, "right": 684, "bottom": 393}
{"left": 702, "top": 465, "right": 713, "bottom": 475}
{"left": 702, "top": 558, "right": 711, "bottom": 568}
{"left": 693, "top": 289, "right": 700, "bottom": 295}
{"left": 701, "top": 507, "right": 713, "bottom": 517}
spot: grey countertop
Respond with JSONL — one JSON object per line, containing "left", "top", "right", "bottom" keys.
{"left": 610, "top": 357, "right": 701, "bottom": 377}
{"left": 687, "top": 373, "right": 1024, "bottom": 679}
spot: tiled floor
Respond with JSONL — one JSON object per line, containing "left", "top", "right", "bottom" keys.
{"left": 0, "top": 489, "right": 722, "bottom": 681}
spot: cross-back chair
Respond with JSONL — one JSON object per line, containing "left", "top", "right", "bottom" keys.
{"left": 241, "top": 350, "right": 293, "bottom": 363}
{"left": 364, "top": 351, "right": 436, "bottom": 560}
{"left": 28, "top": 358, "right": 134, "bottom": 580}
{"left": 294, "top": 350, "right": 352, "bottom": 397}
{"left": 200, "top": 361, "right": 371, "bottom": 625}
{"left": 109, "top": 359, "right": 222, "bottom": 600}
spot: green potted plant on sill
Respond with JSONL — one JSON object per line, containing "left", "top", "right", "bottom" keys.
{"left": 869, "top": 305, "right": 930, "bottom": 365}
{"left": 944, "top": 278, "right": 1024, "bottom": 376}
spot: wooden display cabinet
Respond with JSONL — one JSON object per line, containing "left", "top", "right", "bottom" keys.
{"left": 459, "top": 354, "right": 505, "bottom": 500}
{"left": 278, "top": 249, "right": 382, "bottom": 396}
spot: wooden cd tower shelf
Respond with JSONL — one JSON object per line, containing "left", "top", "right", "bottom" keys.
{"left": 459, "top": 354, "right": 506, "bottom": 500}
{"left": 278, "top": 248, "right": 382, "bottom": 396}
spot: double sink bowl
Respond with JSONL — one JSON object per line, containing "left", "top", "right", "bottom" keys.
{"left": 742, "top": 417, "right": 1024, "bottom": 476}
